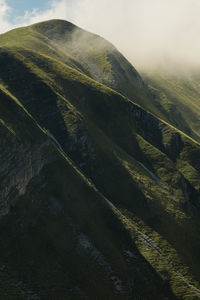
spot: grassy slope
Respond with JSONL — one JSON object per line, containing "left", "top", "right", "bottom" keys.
{"left": 142, "top": 68, "right": 200, "bottom": 143}
{"left": 0, "top": 20, "right": 200, "bottom": 298}
{"left": 2, "top": 19, "right": 198, "bottom": 143}
{"left": 0, "top": 85, "right": 174, "bottom": 299}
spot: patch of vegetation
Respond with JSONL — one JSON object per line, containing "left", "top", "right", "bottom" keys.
{"left": 1, "top": 19, "right": 200, "bottom": 299}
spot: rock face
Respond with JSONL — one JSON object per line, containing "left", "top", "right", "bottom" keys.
{"left": 0, "top": 128, "right": 52, "bottom": 217}
{"left": 0, "top": 87, "right": 56, "bottom": 218}
{"left": 0, "top": 19, "right": 200, "bottom": 299}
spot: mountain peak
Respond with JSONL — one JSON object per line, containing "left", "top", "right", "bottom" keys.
{"left": 31, "top": 19, "right": 79, "bottom": 37}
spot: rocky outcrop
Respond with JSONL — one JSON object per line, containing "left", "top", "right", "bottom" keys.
{"left": 0, "top": 125, "right": 55, "bottom": 217}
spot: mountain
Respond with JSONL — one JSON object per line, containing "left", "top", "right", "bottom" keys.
{"left": 141, "top": 65, "right": 200, "bottom": 143}
{"left": 0, "top": 19, "right": 200, "bottom": 299}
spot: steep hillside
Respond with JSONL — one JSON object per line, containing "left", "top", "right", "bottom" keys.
{"left": 142, "top": 67, "right": 200, "bottom": 143}
{"left": 1, "top": 19, "right": 197, "bottom": 141}
{"left": 0, "top": 85, "right": 174, "bottom": 299}
{"left": 0, "top": 19, "right": 200, "bottom": 299}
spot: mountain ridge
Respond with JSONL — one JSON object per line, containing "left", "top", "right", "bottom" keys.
{"left": 0, "top": 19, "right": 200, "bottom": 299}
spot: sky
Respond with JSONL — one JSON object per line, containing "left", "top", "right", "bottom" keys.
{"left": 6, "top": 0, "right": 49, "bottom": 17}
{"left": 0, "top": 0, "right": 200, "bottom": 69}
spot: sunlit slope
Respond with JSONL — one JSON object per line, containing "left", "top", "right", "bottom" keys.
{"left": 1, "top": 19, "right": 197, "bottom": 141}
{"left": 142, "top": 68, "right": 200, "bottom": 142}
{"left": 0, "top": 19, "right": 141, "bottom": 89}
{"left": 1, "top": 20, "right": 200, "bottom": 299}
{"left": 0, "top": 19, "right": 156, "bottom": 114}
{"left": 2, "top": 19, "right": 199, "bottom": 144}
{"left": 29, "top": 19, "right": 200, "bottom": 143}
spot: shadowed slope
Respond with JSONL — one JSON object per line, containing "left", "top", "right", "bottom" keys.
{"left": 0, "top": 19, "right": 200, "bottom": 299}
{"left": 0, "top": 85, "right": 177, "bottom": 299}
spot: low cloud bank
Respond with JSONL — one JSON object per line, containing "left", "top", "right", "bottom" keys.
{"left": 1, "top": 0, "right": 200, "bottom": 70}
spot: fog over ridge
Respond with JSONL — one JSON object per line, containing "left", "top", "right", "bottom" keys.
{"left": 0, "top": 0, "right": 200, "bottom": 70}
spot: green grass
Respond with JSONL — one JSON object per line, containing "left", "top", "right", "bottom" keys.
{"left": 142, "top": 69, "right": 200, "bottom": 142}
{"left": 1, "top": 19, "right": 200, "bottom": 299}
{"left": 117, "top": 210, "right": 200, "bottom": 299}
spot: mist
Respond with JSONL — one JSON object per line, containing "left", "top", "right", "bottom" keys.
{"left": 69, "top": 0, "right": 200, "bottom": 71}
{"left": 1, "top": 0, "right": 200, "bottom": 71}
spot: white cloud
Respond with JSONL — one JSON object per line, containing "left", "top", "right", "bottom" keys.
{"left": 0, "top": 0, "right": 76, "bottom": 32}
{"left": 1, "top": 0, "right": 200, "bottom": 69}
{"left": 0, "top": 0, "right": 12, "bottom": 32}
{"left": 69, "top": 0, "right": 200, "bottom": 69}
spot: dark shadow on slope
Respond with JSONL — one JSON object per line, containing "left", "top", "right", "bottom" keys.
{"left": 0, "top": 155, "right": 178, "bottom": 299}
{"left": 0, "top": 50, "right": 68, "bottom": 148}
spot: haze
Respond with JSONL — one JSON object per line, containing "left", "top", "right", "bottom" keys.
{"left": 0, "top": 0, "right": 200, "bottom": 70}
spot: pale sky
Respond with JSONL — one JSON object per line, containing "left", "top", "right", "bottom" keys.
{"left": 1, "top": 0, "right": 200, "bottom": 69}
{"left": 6, "top": 0, "right": 49, "bottom": 17}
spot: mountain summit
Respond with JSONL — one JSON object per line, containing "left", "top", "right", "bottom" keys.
{"left": 0, "top": 19, "right": 200, "bottom": 299}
